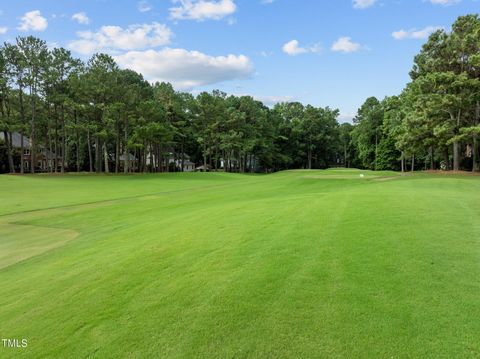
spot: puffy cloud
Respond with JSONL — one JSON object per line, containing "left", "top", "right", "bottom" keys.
{"left": 353, "top": 0, "right": 376, "bottom": 9}
{"left": 18, "top": 10, "right": 48, "bottom": 32}
{"left": 0, "top": 27, "right": 7, "bottom": 34}
{"left": 331, "top": 37, "right": 361, "bottom": 53}
{"left": 114, "top": 48, "right": 253, "bottom": 89}
{"left": 170, "top": 0, "right": 236, "bottom": 21}
{"left": 68, "top": 22, "right": 172, "bottom": 55}
{"left": 282, "top": 40, "right": 307, "bottom": 56}
{"left": 282, "top": 40, "right": 321, "bottom": 56}
{"left": 138, "top": 1, "right": 152, "bottom": 12}
{"left": 72, "top": 12, "right": 90, "bottom": 25}
{"left": 392, "top": 26, "right": 443, "bottom": 40}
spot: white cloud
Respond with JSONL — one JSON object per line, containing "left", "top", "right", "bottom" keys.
{"left": 0, "top": 27, "right": 7, "bottom": 34}
{"left": 18, "top": 10, "right": 48, "bottom": 32}
{"left": 331, "top": 37, "right": 361, "bottom": 53}
{"left": 68, "top": 22, "right": 173, "bottom": 55}
{"left": 114, "top": 48, "right": 253, "bottom": 89}
{"left": 72, "top": 12, "right": 89, "bottom": 25}
{"left": 282, "top": 40, "right": 321, "bottom": 56}
{"left": 353, "top": 0, "right": 376, "bottom": 9}
{"left": 170, "top": 0, "right": 236, "bottom": 21}
{"left": 138, "top": 1, "right": 152, "bottom": 12}
{"left": 282, "top": 40, "right": 307, "bottom": 55}
{"left": 392, "top": 26, "right": 443, "bottom": 40}
{"left": 429, "top": 0, "right": 461, "bottom": 5}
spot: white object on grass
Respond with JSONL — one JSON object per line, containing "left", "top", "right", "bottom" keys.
{"left": 360, "top": 174, "right": 365, "bottom": 178}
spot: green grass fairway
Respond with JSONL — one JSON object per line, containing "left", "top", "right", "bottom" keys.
{"left": 1, "top": 170, "right": 479, "bottom": 358}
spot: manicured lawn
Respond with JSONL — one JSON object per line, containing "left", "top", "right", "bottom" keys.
{"left": 0, "top": 169, "right": 479, "bottom": 358}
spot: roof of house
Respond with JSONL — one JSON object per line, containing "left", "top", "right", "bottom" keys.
{"left": 0, "top": 132, "right": 29, "bottom": 148}
{"left": 0, "top": 132, "right": 61, "bottom": 159}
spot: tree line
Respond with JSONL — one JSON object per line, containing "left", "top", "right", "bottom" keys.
{"left": 348, "top": 14, "right": 480, "bottom": 172}
{"left": 1, "top": 14, "right": 478, "bottom": 174}
{"left": 0, "top": 36, "right": 343, "bottom": 174}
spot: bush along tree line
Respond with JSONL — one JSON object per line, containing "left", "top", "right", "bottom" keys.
{"left": 0, "top": 14, "right": 479, "bottom": 174}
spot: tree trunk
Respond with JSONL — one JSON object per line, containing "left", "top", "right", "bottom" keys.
{"left": 135, "top": 148, "right": 138, "bottom": 172}
{"left": 20, "top": 133, "right": 24, "bottom": 174}
{"left": 124, "top": 118, "right": 129, "bottom": 174}
{"left": 115, "top": 128, "right": 120, "bottom": 174}
{"left": 87, "top": 129, "right": 93, "bottom": 173}
{"left": 474, "top": 101, "right": 480, "bottom": 172}
{"left": 307, "top": 147, "right": 312, "bottom": 170}
{"left": 149, "top": 144, "right": 153, "bottom": 173}
{"left": 401, "top": 151, "right": 405, "bottom": 173}
{"left": 453, "top": 141, "right": 460, "bottom": 171}
{"left": 45, "top": 132, "right": 50, "bottom": 173}
{"left": 61, "top": 106, "right": 66, "bottom": 174}
{"left": 430, "top": 146, "right": 435, "bottom": 171}
{"left": 203, "top": 143, "right": 207, "bottom": 172}
{"left": 474, "top": 137, "right": 479, "bottom": 172}
{"left": 54, "top": 109, "right": 58, "bottom": 173}
{"left": 103, "top": 142, "right": 109, "bottom": 173}
{"left": 75, "top": 113, "right": 80, "bottom": 173}
{"left": 144, "top": 147, "right": 147, "bottom": 173}
{"left": 30, "top": 91, "right": 36, "bottom": 174}
{"left": 181, "top": 138, "right": 185, "bottom": 172}
{"left": 166, "top": 148, "right": 170, "bottom": 173}
{"left": 95, "top": 136, "right": 101, "bottom": 173}
{"left": 444, "top": 148, "right": 449, "bottom": 171}
{"left": 45, "top": 107, "right": 52, "bottom": 173}
{"left": 48, "top": 129, "right": 53, "bottom": 173}
{"left": 411, "top": 155, "right": 415, "bottom": 172}
{"left": 159, "top": 145, "right": 164, "bottom": 172}
{"left": 3, "top": 131, "right": 15, "bottom": 173}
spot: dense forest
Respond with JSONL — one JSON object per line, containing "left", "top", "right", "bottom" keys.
{"left": 0, "top": 14, "right": 479, "bottom": 174}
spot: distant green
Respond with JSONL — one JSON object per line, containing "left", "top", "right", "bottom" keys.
{"left": 0, "top": 169, "right": 479, "bottom": 358}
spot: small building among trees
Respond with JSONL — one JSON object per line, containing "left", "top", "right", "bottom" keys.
{"left": 0, "top": 132, "right": 64, "bottom": 173}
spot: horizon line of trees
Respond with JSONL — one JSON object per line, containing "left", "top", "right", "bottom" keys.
{"left": 1, "top": 13, "right": 479, "bottom": 175}
{"left": 0, "top": 36, "right": 344, "bottom": 174}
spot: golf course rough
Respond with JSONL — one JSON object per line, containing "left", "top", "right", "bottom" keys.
{"left": 0, "top": 169, "right": 479, "bottom": 358}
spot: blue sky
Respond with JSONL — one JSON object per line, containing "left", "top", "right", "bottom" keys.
{"left": 0, "top": 0, "right": 478, "bottom": 121}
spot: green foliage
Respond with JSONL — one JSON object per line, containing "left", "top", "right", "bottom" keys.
{"left": 350, "top": 14, "right": 480, "bottom": 172}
